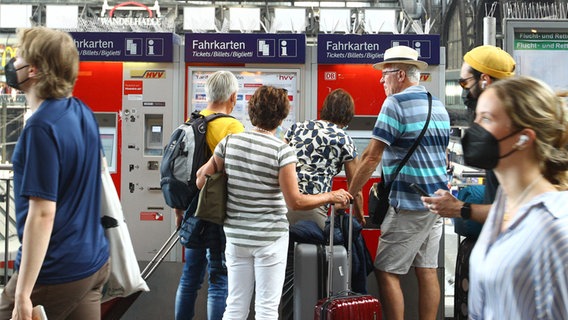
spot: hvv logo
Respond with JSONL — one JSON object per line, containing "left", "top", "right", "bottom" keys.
{"left": 279, "top": 75, "right": 294, "bottom": 80}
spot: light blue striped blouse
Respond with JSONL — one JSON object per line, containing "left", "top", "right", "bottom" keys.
{"left": 469, "top": 189, "right": 568, "bottom": 320}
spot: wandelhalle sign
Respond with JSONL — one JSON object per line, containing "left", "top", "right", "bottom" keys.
{"left": 318, "top": 34, "right": 440, "bottom": 65}
{"left": 70, "top": 32, "right": 175, "bottom": 62}
{"left": 185, "top": 33, "right": 306, "bottom": 64}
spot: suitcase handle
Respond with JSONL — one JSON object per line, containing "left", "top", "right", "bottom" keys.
{"left": 327, "top": 200, "right": 354, "bottom": 298}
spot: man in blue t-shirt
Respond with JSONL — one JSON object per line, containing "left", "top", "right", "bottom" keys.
{"left": 0, "top": 27, "right": 109, "bottom": 320}
{"left": 348, "top": 46, "right": 450, "bottom": 320}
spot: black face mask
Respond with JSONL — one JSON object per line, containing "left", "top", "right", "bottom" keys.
{"left": 4, "top": 57, "right": 30, "bottom": 90}
{"left": 461, "top": 123, "right": 521, "bottom": 170}
{"left": 461, "top": 88, "right": 478, "bottom": 112}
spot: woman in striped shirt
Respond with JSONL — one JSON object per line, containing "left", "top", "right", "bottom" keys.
{"left": 463, "top": 76, "right": 568, "bottom": 319}
{"left": 197, "top": 86, "right": 352, "bottom": 320}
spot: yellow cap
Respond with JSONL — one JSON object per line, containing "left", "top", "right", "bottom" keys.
{"left": 463, "top": 45, "right": 516, "bottom": 79}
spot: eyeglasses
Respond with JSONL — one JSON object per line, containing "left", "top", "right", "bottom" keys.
{"left": 458, "top": 76, "right": 475, "bottom": 89}
{"left": 382, "top": 69, "right": 400, "bottom": 76}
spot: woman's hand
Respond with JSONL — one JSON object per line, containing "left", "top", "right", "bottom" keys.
{"left": 329, "top": 189, "right": 353, "bottom": 207}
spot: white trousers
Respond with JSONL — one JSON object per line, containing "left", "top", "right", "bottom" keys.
{"left": 222, "top": 233, "right": 289, "bottom": 320}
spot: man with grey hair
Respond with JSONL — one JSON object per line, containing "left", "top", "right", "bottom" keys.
{"left": 348, "top": 46, "right": 450, "bottom": 320}
{"left": 174, "top": 70, "right": 244, "bottom": 320}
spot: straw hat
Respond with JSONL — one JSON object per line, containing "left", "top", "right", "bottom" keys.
{"left": 373, "top": 45, "right": 428, "bottom": 70}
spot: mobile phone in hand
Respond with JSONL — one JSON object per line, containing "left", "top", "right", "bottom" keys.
{"left": 32, "top": 305, "right": 47, "bottom": 320}
{"left": 409, "top": 183, "right": 429, "bottom": 197}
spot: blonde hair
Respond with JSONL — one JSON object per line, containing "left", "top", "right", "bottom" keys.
{"left": 17, "top": 27, "right": 78, "bottom": 99}
{"left": 490, "top": 76, "right": 568, "bottom": 189}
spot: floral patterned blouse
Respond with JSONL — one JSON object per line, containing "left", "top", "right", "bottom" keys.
{"left": 284, "top": 120, "right": 357, "bottom": 195}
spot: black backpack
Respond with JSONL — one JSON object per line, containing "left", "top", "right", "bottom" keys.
{"left": 160, "top": 111, "right": 233, "bottom": 209}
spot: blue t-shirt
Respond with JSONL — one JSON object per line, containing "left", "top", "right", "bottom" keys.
{"left": 12, "top": 97, "right": 109, "bottom": 284}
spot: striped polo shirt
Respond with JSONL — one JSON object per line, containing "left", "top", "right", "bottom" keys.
{"left": 215, "top": 131, "right": 298, "bottom": 247}
{"left": 372, "top": 85, "right": 450, "bottom": 211}
{"left": 469, "top": 190, "right": 568, "bottom": 320}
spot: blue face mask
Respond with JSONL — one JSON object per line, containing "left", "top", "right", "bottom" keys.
{"left": 461, "top": 123, "right": 521, "bottom": 170}
{"left": 4, "top": 57, "right": 30, "bottom": 90}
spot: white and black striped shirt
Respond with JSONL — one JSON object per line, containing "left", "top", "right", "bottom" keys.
{"left": 215, "top": 131, "right": 298, "bottom": 247}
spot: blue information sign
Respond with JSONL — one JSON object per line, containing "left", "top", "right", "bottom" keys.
{"left": 70, "top": 32, "right": 174, "bottom": 62}
{"left": 185, "top": 33, "right": 306, "bottom": 64}
{"left": 318, "top": 34, "right": 440, "bottom": 65}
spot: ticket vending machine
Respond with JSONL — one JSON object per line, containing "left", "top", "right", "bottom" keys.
{"left": 121, "top": 58, "right": 183, "bottom": 262}
{"left": 313, "top": 34, "right": 446, "bottom": 320}
{"left": 72, "top": 32, "right": 183, "bottom": 264}
{"left": 184, "top": 33, "right": 308, "bottom": 320}
{"left": 184, "top": 33, "right": 308, "bottom": 132}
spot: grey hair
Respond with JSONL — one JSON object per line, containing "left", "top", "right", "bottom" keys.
{"left": 395, "top": 64, "right": 420, "bottom": 83}
{"left": 205, "top": 71, "right": 239, "bottom": 103}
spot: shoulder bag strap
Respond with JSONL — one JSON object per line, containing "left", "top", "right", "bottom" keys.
{"left": 212, "top": 134, "right": 230, "bottom": 173}
{"left": 383, "top": 92, "right": 433, "bottom": 189}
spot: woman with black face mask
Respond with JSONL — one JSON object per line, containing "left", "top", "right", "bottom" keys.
{"left": 421, "top": 46, "right": 516, "bottom": 320}
{"left": 465, "top": 76, "right": 568, "bottom": 319}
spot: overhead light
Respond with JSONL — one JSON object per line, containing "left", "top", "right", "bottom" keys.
{"left": 319, "top": 8, "right": 351, "bottom": 33}
{"left": 364, "top": 9, "right": 396, "bottom": 33}
{"left": 229, "top": 7, "right": 261, "bottom": 32}
{"left": 183, "top": 7, "right": 216, "bottom": 31}
{"left": 46, "top": 5, "right": 79, "bottom": 29}
{"left": 0, "top": 4, "right": 33, "bottom": 28}
{"left": 274, "top": 8, "right": 306, "bottom": 32}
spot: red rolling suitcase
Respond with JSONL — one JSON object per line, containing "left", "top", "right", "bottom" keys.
{"left": 314, "top": 202, "right": 382, "bottom": 320}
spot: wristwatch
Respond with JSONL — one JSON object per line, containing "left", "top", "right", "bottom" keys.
{"left": 461, "top": 202, "right": 472, "bottom": 220}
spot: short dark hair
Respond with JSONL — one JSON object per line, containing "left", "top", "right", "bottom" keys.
{"left": 248, "top": 86, "right": 290, "bottom": 130}
{"left": 320, "top": 89, "right": 354, "bottom": 127}
{"left": 469, "top": 66, "right": 498, "bottom": 82}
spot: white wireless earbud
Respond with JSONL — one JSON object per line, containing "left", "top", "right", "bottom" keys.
{"left": 481, "top": 80, "right": 487, "bottom": 90}
{"left": 516, "top": 134, "right": 529, "bottom": 146}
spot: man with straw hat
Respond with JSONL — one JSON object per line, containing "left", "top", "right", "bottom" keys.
{"left": 349, "top": 45, "right": 450, "bottom": 320}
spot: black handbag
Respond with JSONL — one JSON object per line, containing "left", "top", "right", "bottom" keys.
{"left": 368, "top": 92, "right": 433, "bottom": 227}
{"left": 368, "top": 177, "right": 391, "bottom": 226}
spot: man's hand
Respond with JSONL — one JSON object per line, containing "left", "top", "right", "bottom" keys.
{"left": 421, "top": 189, "right": 462, "bottom": 218}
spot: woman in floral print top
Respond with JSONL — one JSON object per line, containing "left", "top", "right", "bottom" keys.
{"left": 285, "top": 88, "right": 365, "bottom": 229}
